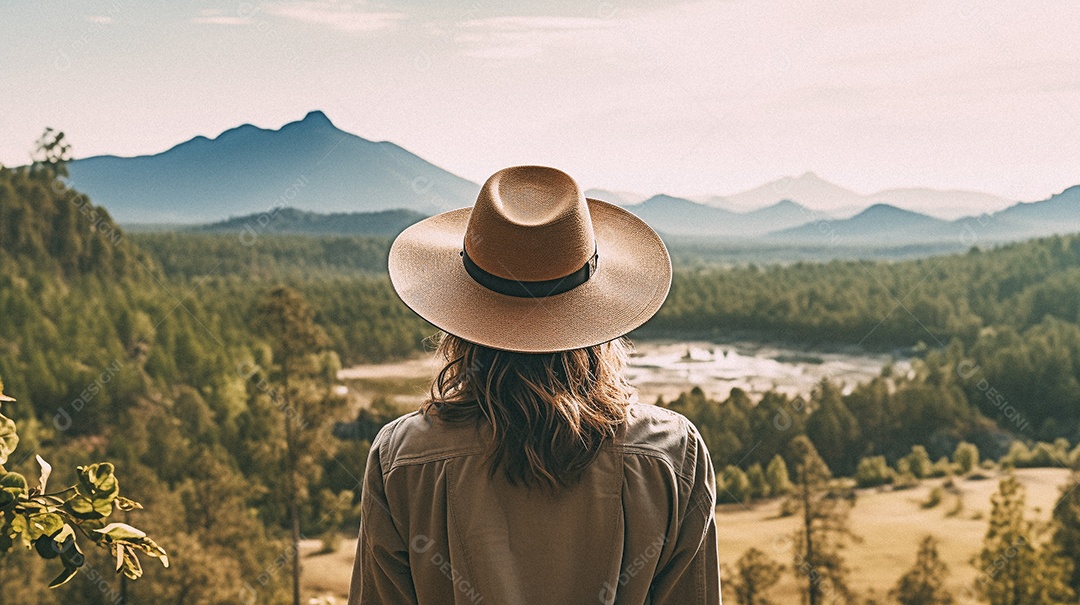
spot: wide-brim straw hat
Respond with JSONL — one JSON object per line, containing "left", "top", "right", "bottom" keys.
{"left": 388, "top": 166, "right": 671, "bottom": 353}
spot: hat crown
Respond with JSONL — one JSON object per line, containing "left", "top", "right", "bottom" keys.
{"left": 464, "top": 166, "right": 596, "bottom": 282}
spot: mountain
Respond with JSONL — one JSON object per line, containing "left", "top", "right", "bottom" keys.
{"left": 980, "top": 185, "right": 1080, "bottom": 239}
{"left": 583, "top": 188, "right": 648, "bottom": 206}
{"left": 772, "top": 204, "right": 950, "bottom": 244}
{"left": 194, "top": 207, "right": 426, "bottom": 237}
{"left": 867, "top": 188, "right": 1013, "bottom": 220}
{"left": 624, "top": 195, "right": 813, "bottom": 237}
{"left": 686, "top": 194, "right": 735, "bottom": 211}
{"left": 718, "top": 172, "right": 1013, "bottom": 220}
{"left": 725, "top": 172, "right": 865, "bottom": 216}
{"left": 624, "top": 195, "right": 738, "bottom": 236}
{"left": 65, "top": 111, "right": 481, "bottom": 223}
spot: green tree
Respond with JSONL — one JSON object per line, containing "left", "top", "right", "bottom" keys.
{"left": 31, "top": 128, "right": 72, "bottom": 180}
{"left": 726, "top": 547, "right": 784, "bottom": 605}
{"left": 719, "top": 465, "right": 752, "bottom": 505}
{"left": 786, "top": 435, "right": 855, "bottom": 605}
{"left": 953, "top": 442, "right": 979, "bottom": 475}
{"left": 890, "top": 535, "right": 953, "bottom": 605}
{"left": 1051, "top": 472, "right": 1080, "bottom": 595}
{"left": 974, "top": 474, "right": 1074, "bottom": 605}
{"left": 766, "top": 455, "right": 793, "bottom": 496}
{"left": 747, "top": 463, "right": 770, "bottom": 499}
{"left": 805, "top": 381, "right": 860, "bottom": 476}
{"left": 252, "top": 285, "right": 336, "bottom": 605}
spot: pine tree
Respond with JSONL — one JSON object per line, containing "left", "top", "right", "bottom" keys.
{"left": 1051, "top": 472, "right": 1080, "bottom": 595}
{"left": 747, "top": 462, "right": 770, "bottom": 499}
{"left": 786, "top": 435, "right": 855, "bottom": 605}
{"left": 766, "top": 454, "right": 793, "bottom": 496}
{"left": 889, "top": 535, "right": 953, "bottom": 605}
{"left": 719, "top": 465, "right": 752, "bottom": 505}
{"left": 805, "top": 381, "right": 860, "bottom": 475}
{"left": 974, "top": 474, "right": 1075, "bottom": 605}
{"left": 253, "top": 285, "right": 337, "bottom": 605}
{"left": 31, "top": 128, "right": 71, "bottom": 180}
{"left": 727, "top": 547, "right": 784, "bottom": 605}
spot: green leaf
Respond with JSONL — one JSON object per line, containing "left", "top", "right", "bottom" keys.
{"left": 0, "top": 471, "right": 27, "bottom": 508}
{"left": 0, "top": 413, "right": 18, "bottom": 466}
{"left": 63, "top": 495, "right": 99, "bottom": 519}
{"left": 26, "top": 513, "right": 64, "bottom": 541}
{"left": 94, "top": 522, "right": 146, "bottom": 541}
{"left": 77, "top": 463, "right": 119, "bottom": 499}
{"left": 47, "top": 565, "right": 79, "bottom": 588}
{"left": 76, "top": 463, "right": 118, "bottom": 515}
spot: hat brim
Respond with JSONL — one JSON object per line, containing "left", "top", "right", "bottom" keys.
{"left": 388, "top": 199, "right": 671, "bottom": 353}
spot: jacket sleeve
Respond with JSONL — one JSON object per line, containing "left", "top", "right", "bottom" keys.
{"left": 649, "top": 423, "right": 722, "bottom": 604}
{"left": 348, "top": 424, "right": 418, "bottom": 605}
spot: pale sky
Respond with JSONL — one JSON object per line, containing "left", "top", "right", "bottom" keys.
{"left": 3, "top": 0, "right": 1080, "bottom": 201}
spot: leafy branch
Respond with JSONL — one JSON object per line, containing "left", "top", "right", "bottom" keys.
{"left": 0, "top": 387, "right": 168, "bottom": 587}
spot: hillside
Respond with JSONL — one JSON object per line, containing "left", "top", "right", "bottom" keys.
{"left": 623, "top": 195, "right": 812, "bottom": 237}
{"left": 194, "top": 207, "right": 426, "bottom": 238}
{"left": 0, "top": 163, "right": 435, "bottom": 603}
{"left": 772, "top": 203, "right": 951, "bottom": 244}
{"left": 65, "top": 111, "right": 480, "bottom": 223}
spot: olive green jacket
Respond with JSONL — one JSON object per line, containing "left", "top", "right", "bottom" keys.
{"left": 348, "top": 402, "right": 720, "bottom": 604}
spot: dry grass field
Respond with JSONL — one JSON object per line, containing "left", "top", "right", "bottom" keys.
{"left": 712, "top": 467, "right": 1070, "bottom": 603}
{"left": 301, "top": 463, "right": 1071, "bottom": 602}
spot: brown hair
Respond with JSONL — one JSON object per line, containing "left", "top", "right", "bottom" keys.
{"left": 422, "top": 332, "right": 634, "bottom": 490}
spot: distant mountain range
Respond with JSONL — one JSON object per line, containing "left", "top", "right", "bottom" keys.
{"left": 583, "top": 188, "right": 649, "bottom": 207}
{"left": 62, "top": 110, "right": 1080, "bottom": 249}
{"left": 622, "top": 196, "right": 812, "bottom": 237}
{"left": 677, "top": 172, "right": 1015, "bottom": 220}
{"left": 769, "top": 186, "right": 1080, "bottom": 246}
{"left": 66, "top": 111, "right": 480, "bottom": 223}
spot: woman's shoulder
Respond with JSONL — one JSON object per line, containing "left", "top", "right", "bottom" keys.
{"left": 623, "top": 401, "right": 696, "bottom": 438}
{"left": 614, "top": 402, "right": 703, "bottom": 473}
{"left": 369, "top": 410, "right": 488, "bottom": 475}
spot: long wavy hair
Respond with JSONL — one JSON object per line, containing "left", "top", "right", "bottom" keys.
{"left": 422, "top": 332, "right": 635, "bottom": 490}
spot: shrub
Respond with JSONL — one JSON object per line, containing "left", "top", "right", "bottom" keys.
{"left": 953, "top": 441, "right": 979, "bottom": 474}
{"left": 902, "top": 446, "right": 933, "bottom": 479}
{"left": 855, "top": 456, "right": 894, "bottom": 488}
{"left": 893, "top": 472, "right": 920, "bottom": 490}
{"left": 922, "top": 486, "right": 944, "bottom": 509}
{"left": 929, "top": 457, "right": 954, "bottom": 478}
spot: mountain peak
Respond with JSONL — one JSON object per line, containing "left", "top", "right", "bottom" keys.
{"left": 770, "top": 199, "right": 802, "bottom": 209}
{"left": 858, "top": 203, "right": 913, "bottom": 217}
{"left": 301, "top": 110, "right": 333, "bottom": 126}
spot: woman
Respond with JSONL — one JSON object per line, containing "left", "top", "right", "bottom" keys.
{"left": 348, "top": 166, "right": 720, "bottom": 604}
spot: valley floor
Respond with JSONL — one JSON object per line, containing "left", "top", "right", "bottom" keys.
{"left": 300, "top": 468, "right": 1071, "bottom": 602}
